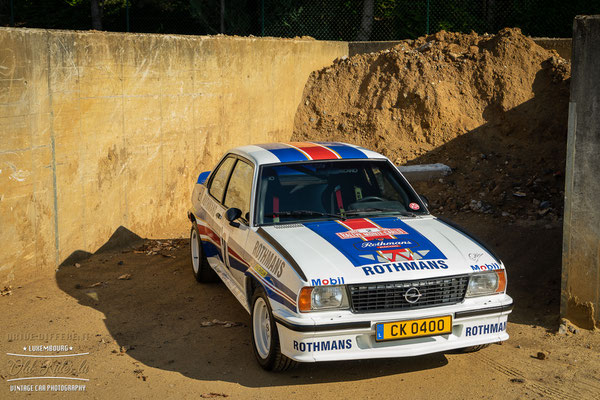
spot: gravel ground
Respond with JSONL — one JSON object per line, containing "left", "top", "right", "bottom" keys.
{"left": 1, "top": 212, "right": 599, "bottom": 399}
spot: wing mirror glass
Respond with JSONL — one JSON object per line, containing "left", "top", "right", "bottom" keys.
{"left": 226, "top": 207, "right": 242, "bottom": 227}
{"left": 419, "top": 194, "right": 430, "bottom": 209}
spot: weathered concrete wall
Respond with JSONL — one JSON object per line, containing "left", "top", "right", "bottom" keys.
{"left": 349, "top": 38, "right": 572, "bottom": 60}
{"left": 534, "top": 38, "right": 572, "bottom": 60}
{"left": 561, "top": 16, "right": 600, "bottom": 329}
{"left": 0, "top": 28, "right": 347, "bottom": 284}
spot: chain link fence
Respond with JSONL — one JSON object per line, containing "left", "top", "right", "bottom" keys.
{"left": 1, "top": 1, "right": 599, "bottom": 39}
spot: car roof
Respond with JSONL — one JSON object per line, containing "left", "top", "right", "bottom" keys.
{"left": 229, "top": 142, "right": 387, "bottom": 166}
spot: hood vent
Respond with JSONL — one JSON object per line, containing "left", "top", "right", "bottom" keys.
{"left": 273, "top": 224, "right": 304, "bottom": 229}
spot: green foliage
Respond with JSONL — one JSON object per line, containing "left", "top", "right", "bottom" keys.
{"left": 1, "top": 0, "right": 599, "bottom": 38}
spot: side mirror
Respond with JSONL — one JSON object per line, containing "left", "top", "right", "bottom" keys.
{"left": 419, "top": 194, "right": 430, "bottom": 209}
{"left": 225, "top": 207, "right": 242, "bottom": 227}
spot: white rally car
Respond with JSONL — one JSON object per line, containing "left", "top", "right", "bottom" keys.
{"left": 188, "top": 141, "right": 512, "bottom": 371}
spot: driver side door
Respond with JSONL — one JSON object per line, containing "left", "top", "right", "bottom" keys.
{"left": 220, "top": 158, "right": 255, "bottom": 288}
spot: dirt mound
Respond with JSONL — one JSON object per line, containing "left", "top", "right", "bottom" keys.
{"left": 292, "top": 28, "right": 570, "bottom": 221}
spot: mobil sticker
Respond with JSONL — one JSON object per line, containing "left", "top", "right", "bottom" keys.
{"left": 304, "top": 217, "right": 446, "bottom": 267}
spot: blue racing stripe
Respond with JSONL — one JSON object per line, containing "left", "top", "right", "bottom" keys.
{"left": 266, "top": 287, "right": 296, "bottom": 312}
{"left": 200, "top": 239, "right": 220, "bottom": 257}
{"left": 256, "top": 143, "right": 308, "bottom": 162}
{"left": 314, "top": 142, "right": 368, "bottom": 159}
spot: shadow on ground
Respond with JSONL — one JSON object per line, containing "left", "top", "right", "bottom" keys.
{"left": 55, "top": 226, "right": 448, "bottom": 387}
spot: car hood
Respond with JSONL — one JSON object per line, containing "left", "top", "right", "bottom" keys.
{"left": 259, "top": 216, "right": 503, "bottom": 284}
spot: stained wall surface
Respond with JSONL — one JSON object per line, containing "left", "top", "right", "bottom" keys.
{"left": 561, "top": 16, "right": 600, "bottom": 329}
{"left": 0, "top": 28, "right": 347, "bottom": 284}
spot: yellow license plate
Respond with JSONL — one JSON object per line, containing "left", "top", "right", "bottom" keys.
{"left": 375, "top": 315, "right": 452, "bottom": 341}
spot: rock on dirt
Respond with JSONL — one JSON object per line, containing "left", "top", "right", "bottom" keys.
{"left": 135, "top": 239, "right": 186, "bottom": 256}
{"left": 292, "top": 28, "right": 570, "bottom": 220}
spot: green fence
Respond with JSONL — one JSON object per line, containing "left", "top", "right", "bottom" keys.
{"left": 2, "top": 1, "right": 599, "bottom": 39}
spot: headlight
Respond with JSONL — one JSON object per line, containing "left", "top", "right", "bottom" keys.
{"left": 466, "top": 270, "right": 507, "bottom": 297}
{"left": 298, "top": 285, "right": 349, "bottom": 312}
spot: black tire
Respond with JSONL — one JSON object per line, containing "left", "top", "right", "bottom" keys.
{"left": 459, "top": 344, "right": 490, "bottom": 353}
{"left": 190, "top": 224, "right": 218, "bottom": 283}
{"left": 250, "top": 286, "right": 297, "bottom": 371}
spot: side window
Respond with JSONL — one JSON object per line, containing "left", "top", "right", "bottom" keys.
{"left": 224, "top": 160, "right": 254, "bottom": 222}
{"left": 209, "top": 156, "right": 236, "bottom": 203}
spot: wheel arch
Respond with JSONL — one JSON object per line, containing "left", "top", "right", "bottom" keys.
{"left": 245, "top": 275, "right": 263, "bottom": 311}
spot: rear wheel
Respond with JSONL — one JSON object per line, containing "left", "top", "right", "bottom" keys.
{"left": 250, "top": 287, "right": 296, "bottom": 371}
{"left": 190, "top": 224, "right": 218, "bottom": 283}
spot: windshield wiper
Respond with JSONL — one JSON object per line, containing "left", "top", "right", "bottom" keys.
{"left": 265, "top": 210, "right": 346, "bottom": 220}
{"left": 345, "top": 208, "right": 418, "bottom": 218}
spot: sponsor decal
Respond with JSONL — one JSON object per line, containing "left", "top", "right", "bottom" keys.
{"left": 201, "top": 193, "right": 218, "bottom": 216}
{"left": 353, "top": 239, "right": 417, "bottom": 250}
{"left": 254, "top": 264, "right": 268, "bottom": 278}
{"left": 465, "top": 321, "right": 506, "bottom": 336}
{"left": 336, "top": 227, "right": 408, "bottom": 240}
{"left": 304, "top": 217, "right": 447, "bottom": 267}
{"left": 293, "top": 339, "right": 352, "bottom": 352}
{"left": 362, "top": 259, "right": 448, "bottom": 276}
{"left": 409, "top": 202, "right": 420, "bottom": 211}
{"left": 470, "top": 263, "right": 502, "bottom": 271}
{"left": 468, "top": 252, "right": 484, "bottom": 262}
{"left": 311, "top": 277, "right": 345, "bottom": 286}
{"left": 252, "top": 242, "right": 285, "bottom": 278}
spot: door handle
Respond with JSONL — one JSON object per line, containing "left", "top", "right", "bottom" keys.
{"left": 216, "top": 212, "right": 222, "bottom": 219}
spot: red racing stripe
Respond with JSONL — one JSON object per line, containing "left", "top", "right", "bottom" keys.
{"left": 287, "top": 142, "right": 341, "bottom": 160}
{"left": 197, "top": 224, "right": 220, "bottom": 243}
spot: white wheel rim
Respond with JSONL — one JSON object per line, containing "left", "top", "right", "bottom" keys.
{"left": 253, "top": 297, "right": 271, "bottom": 359}
{"left": 191, "top": 229, "right": 200, "bottom": 274}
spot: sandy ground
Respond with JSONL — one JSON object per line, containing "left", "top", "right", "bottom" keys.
{"left": 2, "top": 212, "right": 600, "bottom": 399}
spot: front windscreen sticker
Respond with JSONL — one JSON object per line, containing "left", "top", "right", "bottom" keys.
{"left": 409, "top": 202, "right": 420, "bottom": 211}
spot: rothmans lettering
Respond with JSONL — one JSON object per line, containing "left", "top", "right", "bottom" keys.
{"left": 465, "top": 321, "right": 507, "bottom": 336}
{"left": 252, "top": 242, "right": 285, "bottom": 277}
{"left": 293, "top": 339, "right": 352, "bottom": 352}
{"left": 362, "top": 259, "right": 448, "bottom": 276}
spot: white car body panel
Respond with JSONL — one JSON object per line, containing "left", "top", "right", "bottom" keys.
{"left": 189, "top": 141, "right": 513, "bottom": 363}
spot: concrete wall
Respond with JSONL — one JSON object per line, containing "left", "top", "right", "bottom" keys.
{"left": 349, "top": 38, "right": 572, "bottom": 60}
{"left": 0, "top": 28, "right": 347, "bottom": 285}
{"left": 561, "top": 16, "right": 600, "bottom": 329}
{"left": 533, "top": 38, "right": 573, "bottom": 60}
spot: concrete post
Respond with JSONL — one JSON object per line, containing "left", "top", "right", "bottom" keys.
{"left": 561, "top": 15, "right": 600, "bottom": 329}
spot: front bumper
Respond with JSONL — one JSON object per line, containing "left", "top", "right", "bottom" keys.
{"left": 273, "top": 295, "right": 513, "bottom": 362}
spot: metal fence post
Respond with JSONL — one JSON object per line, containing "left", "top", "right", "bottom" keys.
{"left": 126, "top": 0, "right": 130, "bottom": 32}
{"left": 10, "top": 0, "right": 14, "bottom": 26}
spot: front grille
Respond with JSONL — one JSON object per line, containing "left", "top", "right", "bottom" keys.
{"left": 349, "top": 275, "right": 469, "bottom": 313}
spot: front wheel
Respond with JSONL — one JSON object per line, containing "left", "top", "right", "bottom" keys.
{"left": 190, "top": 224, "right": 218, "bottom": 283}
{"left": 250, "top": 287, "right": 296, "bottom": 371}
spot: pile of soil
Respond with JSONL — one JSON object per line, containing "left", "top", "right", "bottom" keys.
{"left": 292, "top": 28, "right": 570, "bottom": 221}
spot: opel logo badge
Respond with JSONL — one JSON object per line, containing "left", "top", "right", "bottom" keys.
{"left": 404, "top": 287, "right": 422, "bottom": 304}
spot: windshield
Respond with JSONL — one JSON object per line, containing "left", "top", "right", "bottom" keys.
{"left": 255, "top": 160, "right": 427, "bottom": 225}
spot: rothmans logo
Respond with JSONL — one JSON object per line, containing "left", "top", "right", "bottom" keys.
{"left": 404, "top": 287, "right": 422, "bottom": 303}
